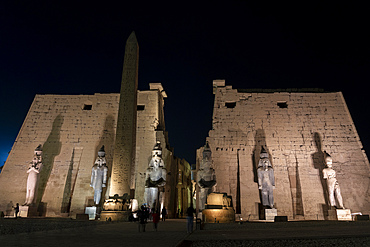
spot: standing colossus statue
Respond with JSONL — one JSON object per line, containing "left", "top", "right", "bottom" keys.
{"left": 91, "top": 146, "right": 108, "bottom": 205}
{"left": 24, "top": 145, "right": 43, "bottom": 206}
{"left": 322, "top": 152, "right": 345, "bottom": 209}
{"left": 257, "top": 147, "right": 275, "bottom": 209}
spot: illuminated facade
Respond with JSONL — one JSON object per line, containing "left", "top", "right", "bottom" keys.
{"left": 197, "top": 80, "right": 370, "bottom": 220}
{"left": 0, "top": 32, "right": 191, "bottom": 218}
{"left": 0, "top": 84, "right": 190, "bottom": 218}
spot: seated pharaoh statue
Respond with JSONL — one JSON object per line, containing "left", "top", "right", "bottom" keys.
{"left": 197, "top": 141, "right": 216, "bottom": 211}
{"left": 144, "top": 141, "right": 166, "bottom": 210}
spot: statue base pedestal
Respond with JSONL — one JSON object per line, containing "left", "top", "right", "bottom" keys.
{"left": 202, "top": 207, "right": 235, "bottom": 223}
{"left": 100, "top": 211, "right": 130, "bottom": 222}
{"left": 337, "top": 209, "right": 352, "bottom": 221}
{"left": 19, "top": 206, "right": 38, "bottom": 217}
{"left": 328, "top": 209, "right": 352, "bottom": 221}
{"left": 85, "top": 206, "right": 99, "bottom": 220}
{"left": 263, "top": 209, "right": 277, "bottom": 221}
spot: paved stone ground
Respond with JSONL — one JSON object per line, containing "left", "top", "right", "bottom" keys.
{"left": 187, "top": 220, "right": 370, "bottom": 246}
{"left": 1, "top": 218, "right": 370, "bottom": 247}
{"left": 0, "top": 218, "right": 189, "bottom": 247}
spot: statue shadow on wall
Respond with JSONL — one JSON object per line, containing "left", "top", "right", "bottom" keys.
{"left": 311, "top": 132, "right": 329, "bottom": 219}
{"left": 37, "top": 114, "right": 63, "bottom": 216}
{"left": 252, "top": 129, "right": 273, "bottom": 216}
{"left": 60, "top": 115, "right": 115, "bottom": 214}
{"left": 60, "top": 148, "right": 75, "bottom": 214}
{"left": 5, "top": 201, "right": 14, "bottom": 216}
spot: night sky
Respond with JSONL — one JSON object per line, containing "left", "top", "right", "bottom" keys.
{"left": 1, "top": 2, "right": 369, "bottom": 166}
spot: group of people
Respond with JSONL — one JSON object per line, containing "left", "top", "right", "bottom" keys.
{"left": 136, "top": 205, "right": 168, "bottom": 232}
{"left": 136, "top": 205, "right": 196, "bottom": 233}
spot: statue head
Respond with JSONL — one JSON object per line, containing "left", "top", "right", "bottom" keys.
{"left": 95, "top": 146, "right": 106, "bottom": 167}
{"left": 34, "top": 144, "right": 42, "bottom": 156}
{"left": 324, "top": 151, "right": 333, "bottom": 167}
{"left": 325, "top": 154, "right": 333, "bottom": 168}
{"left": 152, "top": 141, "right": 162, "bottom": 158}
{"left": 259, "top": 146, "right": 272, "bottom": 170}
{"left": 98, "top": 145, "right": 105, "bottom": 157}
{"left": 259, "top": 146, "right": 269, "bottom": 159}
{"left": 203, "top": 141, "right": 212, "bottom": 160}
{"left": 149, "top": 141, "right": 164, "bottom": 170}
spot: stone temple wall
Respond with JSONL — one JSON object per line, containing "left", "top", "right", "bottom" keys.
{"left": 0, "top": 85, "right": 176, "bottom": 218}
{"left": 0, "top": 93, "right": 119, "bottom": 217}
{"left": 204, "top": 82, "right": 370, "bottom": 220}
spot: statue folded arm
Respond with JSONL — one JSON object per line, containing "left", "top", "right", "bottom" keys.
{"left": 27, "top": 167, "right": 40, "bottom": 174}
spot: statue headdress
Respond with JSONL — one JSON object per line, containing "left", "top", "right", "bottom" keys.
{"left": 260, "top": 146, "right": 269, "bottom": 159}
{"left": 35, "top": 144, "right": 42, "bottom": 155}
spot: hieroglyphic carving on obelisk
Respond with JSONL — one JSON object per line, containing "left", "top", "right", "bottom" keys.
{"left": 110, "top": 31, "right": 139, "bottom": 197}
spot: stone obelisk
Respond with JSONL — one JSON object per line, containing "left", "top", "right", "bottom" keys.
{"left": 110, "top": 31, "right": 139, "bottom": 197}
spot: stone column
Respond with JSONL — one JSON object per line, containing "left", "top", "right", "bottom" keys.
{"left": 110, "top": 32, "right": 139, "bottom": 197}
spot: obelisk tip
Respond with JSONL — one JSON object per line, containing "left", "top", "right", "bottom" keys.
{"left": 127, "top": 31, "right": 137, "bottom": 43}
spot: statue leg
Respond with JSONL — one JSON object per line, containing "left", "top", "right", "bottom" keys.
{"left": 144, "top": 188, "right": 149, "bottom": 205}
{"left": 199, "top": 189, "right": 206, "bottom": 211}
{"left": 25, "top": 189, "right": 30, "bottom": 205}
{"left": 146, "top": 187, "right": 152, "bottom": 208}
{"left": 146, "top": 188, "right": 152, "bottom": 207}
{"left": 261, "top": 190, "right": 269, "bottom": 207}
{"left": 94, "top": 190, "right": 102, "bottom": 205}
{"left": 328, "top": 188, "right": 336, "bottom": 207}
{"left": 268, "top": 188, "right": 274, "bottom": 208}
{"left": 158, "top": 190, "right": 164, "bottom": 212}
{"left": 24, "top": 188, "right": 35, "bottom": 206}
{"left": 25, "top": 174, "right": 37, "bottom": 206}
{"left": 149, "top": 187, "right": 159, "bottom": 209}
{"left": 334, "top": 184, "right": 344, "bottom": 208}
{"left": 28, "top": 189, "right": 35, "bottom": 205}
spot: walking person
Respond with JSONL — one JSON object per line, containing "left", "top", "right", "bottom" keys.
{"left": 138, "top": 205, "right": 147, "bottom": 232}
{"left": 186, "top": 206, "right": 195, "bottom": 233}
{"left": 152, "top": 210, "right": 160, "bottom": 231}
{"left": 13, "top": 203, "right": 20, "bottom": 219}
{"left": 161, "top": 207, "right": 167, "bottom": 221}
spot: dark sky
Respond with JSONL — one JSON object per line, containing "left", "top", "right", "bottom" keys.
{"left": 1, "top": 2, "right": 369, "bottom": 165}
